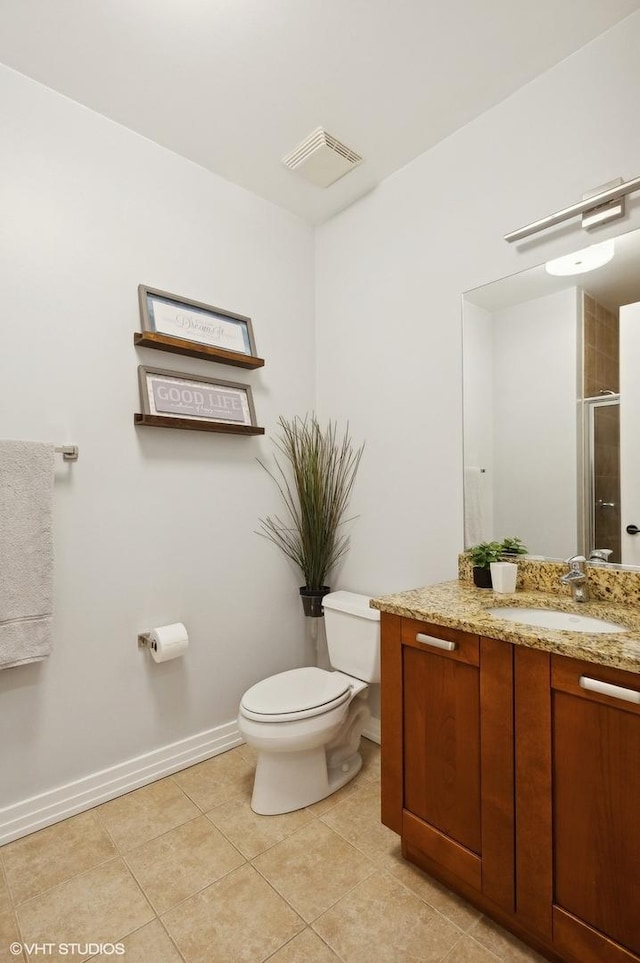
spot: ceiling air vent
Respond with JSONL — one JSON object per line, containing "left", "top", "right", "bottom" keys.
{"left": 282, "top": 127, "right": 363, "bottom": 188}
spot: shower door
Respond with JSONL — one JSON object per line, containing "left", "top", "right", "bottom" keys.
{"left": 585, "top": 397, "right": 621, "bottom": 563}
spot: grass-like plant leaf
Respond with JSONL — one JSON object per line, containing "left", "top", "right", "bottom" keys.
{"left": 257, "top": 414, "right": 364, "bottom": 590}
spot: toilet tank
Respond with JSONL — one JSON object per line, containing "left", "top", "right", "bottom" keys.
{"left": 322, "top": 591, "right": 380, "bottom": 683}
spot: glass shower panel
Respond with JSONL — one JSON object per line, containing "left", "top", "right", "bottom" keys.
{"left": 591, "top": 400, "right": 621, "bottom": 562}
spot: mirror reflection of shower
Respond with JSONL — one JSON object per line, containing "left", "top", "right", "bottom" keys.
{"left": 585, "top": 397, "right": 620, "bottom": 563}
{"left": 463, "top": 224, "right": 640, "bottom": 566}
{"left": 581, "top": 293, "right": 621, "bottom": 562}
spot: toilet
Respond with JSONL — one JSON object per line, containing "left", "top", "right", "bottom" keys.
{"left": 237, "top": 590, "right": 380, "bottom": 815}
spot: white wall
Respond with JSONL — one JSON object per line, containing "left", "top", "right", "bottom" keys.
{"left": 316, "top": 12, "right": 640, "bottom": 596}
{"left": 491, "top": 289, "right": 579, "bottom": 558}
{"left": 462, "top": 301, "right": 494, "bottom": 544}
{"left": 0, "top": 65, "right": 315, "bottom": 810}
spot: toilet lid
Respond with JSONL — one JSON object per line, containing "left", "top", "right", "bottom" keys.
{"left": 241, "top": 667, "right": 352, "bottom": 720}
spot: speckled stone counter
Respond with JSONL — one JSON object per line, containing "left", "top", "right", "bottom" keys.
{"left": 458, "top": 553, "right": 640, "bottom": 604}
{"left": 371, "top": 580, "right": 640, "bottom": 674}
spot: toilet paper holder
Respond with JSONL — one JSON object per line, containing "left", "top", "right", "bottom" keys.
{"left": 137, "top": 632, "right": 153, "bottom": 650}
{"left": 137, "top": 623, "right": 189, "bottom": 662}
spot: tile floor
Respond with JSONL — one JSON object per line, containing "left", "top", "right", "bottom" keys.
{"left": 0, "top": 740, "right": 546, "bottom": 963}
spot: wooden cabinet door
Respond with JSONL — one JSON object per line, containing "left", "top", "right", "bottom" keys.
{"left": 398, "top": 619, "right": 514, "bottom": 911}
{"left": 550, "top": 656, "right": 640, "bottom": 963}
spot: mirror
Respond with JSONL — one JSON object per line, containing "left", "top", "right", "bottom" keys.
{"left": 462, "top": 225, "right": 640, "bottom": 567}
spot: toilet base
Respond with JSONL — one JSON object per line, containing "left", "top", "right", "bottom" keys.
{"left": 250, "top": 746, "right": 363, "bottom": 815}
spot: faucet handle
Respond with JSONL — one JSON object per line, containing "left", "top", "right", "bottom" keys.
{"left": 565, "top": 554, "right": 586, "bottom": 564}
{"left": 589, "top": 548, "right": 613, "bottom": 563}
{"left": 565, "top": 554, "right": 587, "bottom": 573}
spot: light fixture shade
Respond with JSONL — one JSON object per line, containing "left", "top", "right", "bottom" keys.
{"left": 545, "top": 240, "right": 615, "bottom": 277}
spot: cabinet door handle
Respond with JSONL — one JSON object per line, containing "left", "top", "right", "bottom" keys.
{"left": 579, "top": 676, "right": 640, "bottom": 704}
{"left": 415, "top": 633, "right": 457, "bottom": 652}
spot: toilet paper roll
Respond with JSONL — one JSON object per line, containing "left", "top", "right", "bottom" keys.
{"left": 149, "top": 622, "right": 189, "bottom": 663}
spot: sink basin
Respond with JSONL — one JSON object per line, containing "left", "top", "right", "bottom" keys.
{"left": 487, "top": 606, "right": 629, "bottom": 634}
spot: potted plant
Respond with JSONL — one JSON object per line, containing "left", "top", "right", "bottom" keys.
{"left": 257, "top": 414, "right": 364, "bottom": 616}
{"left": 499, "top": 536, "right": 528, "bottom": 558}
{"left": 467, "top": 541, "right": 503, "bottom": 588}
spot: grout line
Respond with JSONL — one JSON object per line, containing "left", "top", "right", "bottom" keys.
{"left": 156, "top": 914, "right": 190, "bottom": 963}
{"left": 251, "top": 836, "right": 378, "bottom": 927}
{"left": 310, "top": 926, "right": 350, "bottom": 963}
{"left": 260, "top": 928, "right": 306, "bottom": 962}
{"left": 152, "top": 860, "right": 251, "bottom": 921}
{"left": 468, "top": 933, "right": 504, "bottom": 960}
{"left": 8, "top": 853, "right": 123, "bottom": 912}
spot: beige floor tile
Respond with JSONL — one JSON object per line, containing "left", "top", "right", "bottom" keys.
{"left": 0, "top": 870, "right": 11, "bottom": 914}
{"left": 468, "top": 917, "right": 546, "bottom": 962}
{"left": 97, "top": 778, "right": 199, "bottom": 851}
{"left": 115, "top": 919, "right": 183, "bottom": 963}
{"left": 304, "top": 775, "right": 363, "bottom": 817}
{"left": 313, "top": 871, "right": 462, "bottom": 963}
{"left": 266, "top": 927, "right": 341, "bottom": 962}
{"left": 125, "top": 815, "right": 244, "bottom": 914}
{"left": 236, "top": 743, "right": 258, "bottom": 766}
{"left": 358, "top": 738, "right": 381, "bottom": 783}
{"left": 16, "top": 858, "right": 153, "bottom": 962}
{"left": 379, "top": 846, "right": 482, "bottom": 932}
{"left": 0, "top": 909, "right": 25, "bottom": 962}
{"left": 162, "top": 863, "right": 303, "bottom": 963}
{"left": 1, "top": 812, "right": 116, "bottom": 905}
{"left": 442, "top": 934, "right": 502, "bottom": 962}
{"left": 173, "top": 750, "right": 253, "bottom": 812}
{"left": 320, "top": 780, "right": 397, "bottom": 861}
{"left": 252, "top": 820, "right": 374, "bottom": 923}
{"left": 207, "top": 796, "right": 313, "bottom": 859}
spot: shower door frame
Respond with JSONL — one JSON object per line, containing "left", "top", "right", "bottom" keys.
{"left": 582, "top": 394, "right": 620, "bottom": 560}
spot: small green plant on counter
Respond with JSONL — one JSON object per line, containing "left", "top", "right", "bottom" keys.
{"left": 467, "top": 541, "right": 503, "bottom": 570}
{"left": 500, "top": 536, "right": 528, "bottom": 557}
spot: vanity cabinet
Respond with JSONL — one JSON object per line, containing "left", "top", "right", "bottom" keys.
{"left": 381, "top": 611, "right": 640, "bottom": 963}
{"left": 518, "top": 649, "right": 640, "bottom": 963}
{"left": 381, "top": 614, "right": 515, "bottom": 912}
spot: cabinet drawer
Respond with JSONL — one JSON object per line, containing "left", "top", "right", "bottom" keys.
{"left": 401, "top": 618, "right": 479, "bottom": 666}
{"left": 552, "top": 655, "right": 640, "bottom": 716}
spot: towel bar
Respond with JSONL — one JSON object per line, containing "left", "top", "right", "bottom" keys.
{"left": 55, "top": 445, "right": 79, "bottom": 461}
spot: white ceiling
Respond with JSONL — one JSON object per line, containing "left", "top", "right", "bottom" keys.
{"left": 1, "top": 0, "right": 639, "bottom": 224}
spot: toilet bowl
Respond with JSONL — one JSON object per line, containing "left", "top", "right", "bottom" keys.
{"left": 237, "top": 591, "right": 380, "bottom": 815}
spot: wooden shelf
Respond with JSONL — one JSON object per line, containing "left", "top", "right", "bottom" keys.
{"left": 134, "top": 331, "right": 265, "bottom": 369}
{"left": 134, "top": 414, "right": 265, "bottom": 435}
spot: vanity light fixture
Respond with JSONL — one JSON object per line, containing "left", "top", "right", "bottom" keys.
{"left": 544, "top": 239, "right": 615, "bottom": 277}
{"left": 505, "top": 175, "right": 640, "bottom": 243}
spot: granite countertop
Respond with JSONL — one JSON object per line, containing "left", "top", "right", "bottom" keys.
{"left": 371, "top": 580, "right": 640, "bottom": 674}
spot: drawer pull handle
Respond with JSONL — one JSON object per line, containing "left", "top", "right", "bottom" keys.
{"left": 416, "top": 633, "right": 457, "bottom": 652}
{"left": 579, "top": 676, "right": 640, "bottom": 704}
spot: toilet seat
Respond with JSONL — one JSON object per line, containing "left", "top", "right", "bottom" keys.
{"left": 240, "top": 667, "right": 353, "bottom": 723}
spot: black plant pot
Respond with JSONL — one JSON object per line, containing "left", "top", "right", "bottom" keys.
{"left": 472, "top": 566, "right": 493, "bottom": 589}
{"left": 300, "top": 585, "right": 331, "bottom": 617}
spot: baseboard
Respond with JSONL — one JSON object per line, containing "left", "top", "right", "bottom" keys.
{"left": 1, "top": 714, "right": 382, "bottom": 845}
{"left": 363, "top": 716, "right": 380, "bottom": 744}
{"left": 0, "top": 721, "right": 243, "bottom": 845}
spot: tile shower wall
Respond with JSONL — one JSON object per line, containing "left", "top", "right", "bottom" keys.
{"left": 583, "top": 292, "right": 620, "bottom": 396}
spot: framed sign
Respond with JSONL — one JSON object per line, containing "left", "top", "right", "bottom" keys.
{"left": 138, "top": 366, "right": 258, "bottom": 428}
{"left": 138, "top": 285, "right": 258, "bottom": 358}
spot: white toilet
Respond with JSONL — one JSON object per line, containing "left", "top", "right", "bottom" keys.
{"left": 237, "top": 590, "right": 380, "bottom": 815}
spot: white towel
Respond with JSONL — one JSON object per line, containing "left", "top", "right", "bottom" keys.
{"left": 464, "top": 466, "right": 485, "bottom": 547}
{"left": 0, "top": 441, "right": 55, "bottom": 668}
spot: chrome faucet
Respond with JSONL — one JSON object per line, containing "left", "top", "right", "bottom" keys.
{"left": 560, "top": 555, "right": 589, "bottom": 602}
